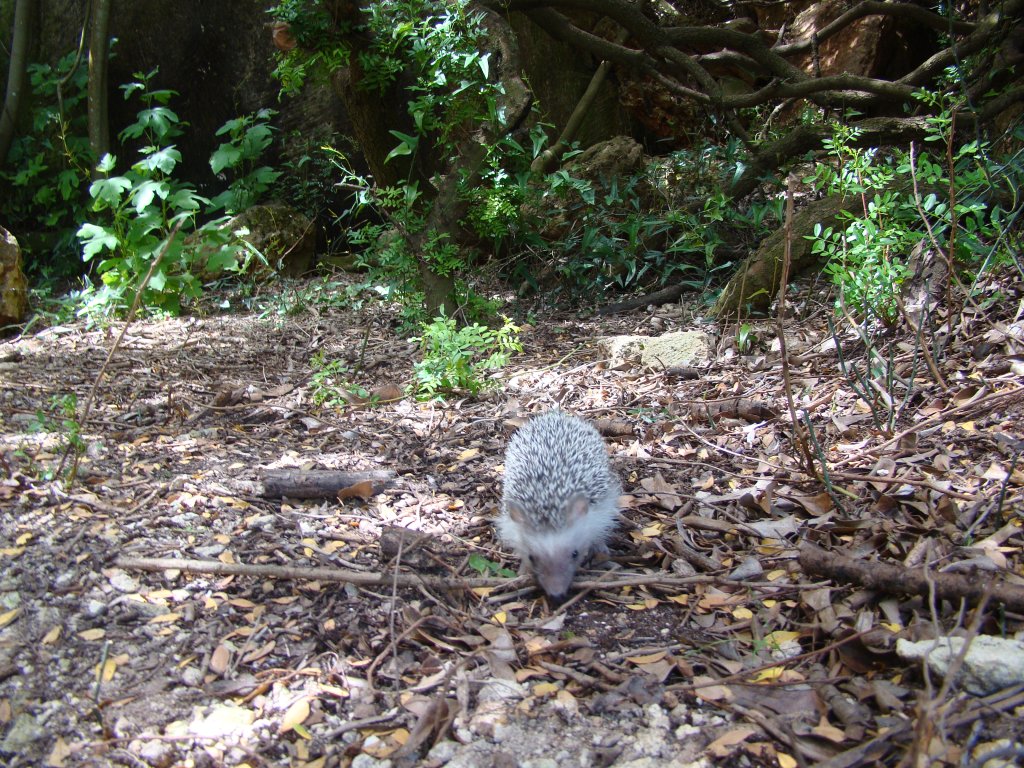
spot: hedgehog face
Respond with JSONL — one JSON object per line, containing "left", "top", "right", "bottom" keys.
{"left": 506, "top": 493, "right": 592, "bottom": 601}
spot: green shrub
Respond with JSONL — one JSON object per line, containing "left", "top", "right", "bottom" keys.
{"left": 806, "top": 84, "right": 1023, "bottom": 324}
{"left": 1, "top": 50, "right": 94, "bottom": 282}
{"left": 75, "top": 70, "right": 279, "bottom": 316}
{"left": 412, "top": 313, "right": 521, "bottom": 399}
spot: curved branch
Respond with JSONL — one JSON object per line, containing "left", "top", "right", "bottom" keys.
{"left": 490, "top": 0, "right": 1023, "bottom": 126}
{"left": 773, "top": 0, "right": 976, "bottom": 57}
{"left": 897, "top": 0, "right": 1024, "bottom": 87}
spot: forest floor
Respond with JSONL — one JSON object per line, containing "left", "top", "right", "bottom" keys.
{"left": 1, "top": 270, "right": 1023, "bottom": 768}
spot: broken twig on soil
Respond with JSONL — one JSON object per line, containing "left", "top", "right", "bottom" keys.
{"left": 798, "top": 543, "right": 1024, "bottom": 612}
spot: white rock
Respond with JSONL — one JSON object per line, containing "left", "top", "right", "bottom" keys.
{"left": 896, "top": 635, "right": 1024, "bottom": 695}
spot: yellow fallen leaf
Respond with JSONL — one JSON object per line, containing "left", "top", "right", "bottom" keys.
{"left": 45, "top": 735, "right": 71, "bottom": 767}
{"left": 210, "top": 644, "right": 231, "bottom": 675}
{"left": 458, "top": 448, "right": 480, "bottom": 461}
{"left": 149, "top": 613, "right": 182, "bottom": 624}
{"left": 532, "top": 682, "right": 560, "bottom": 697}
{"left": 732, "top": 607, "right": 754, "bottom": 620}
{"left": 218, "top": 551, "right": 236, "bottom": 564}
{"left": 765, "top": 630, "right": 801, "bottom": 645}
{"left": 812, "top": 716, "right": 847, "bottom": 743}
{"left": 627, "top": 651, "right": 667, "bottom": 665}
{"left": 778, "top": 753, "right": 798, "bottom": 768}
{"left": 0, "top": 608, "right": 22, "bottom": 628}
{"left": 0, "top": 548, "right": 24, "bottom": 558}
{"left": 625, "top": 598, "right": 659, "bottom": 610}
{"left": 693, "top": 677, "right": 733, "bottom": 703}
{"left": 15, "top": 533, "right": 32, "bottom": 546}
{"left": 96, "top": 657, "right": 118, "bottom": 682}
{"left": 280, "top": 698, "right": 311, "bottom": 734}
{"left": 43, "top": 626, "right": 62, "bottom": 644}
{"left": 493, "top": 611, "right": 507, "bottom": 625}
{"left": 751, "top": 667, "right": 784, "bottom": 683}
{"left": 319, "top": 684, "right": 349, "bottom": 698}
{"left": 666, "top": 594, "right": 689, "bottom": 605}
{"left": 766, "top": 569, "right": 788, "bottom": 581}
{"left": 78, "top": 628, "right": 105, "bottom": 641}
{"left": 706, "top": 725, "right": 757, "bottom": 757}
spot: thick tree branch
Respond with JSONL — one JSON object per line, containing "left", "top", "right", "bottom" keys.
{"left": 773, "top": 0, "right": 976, "bottom": 57}
{"left": 488, "top": 0, "right": 1024, "bottom": 119}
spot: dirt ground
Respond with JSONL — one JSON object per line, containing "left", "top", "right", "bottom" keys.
{"left": 1, "top": 273, "right": 1022, "bottom": 767}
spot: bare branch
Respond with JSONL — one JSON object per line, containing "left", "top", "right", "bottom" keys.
{"left": 773, "top": 0, "right": 976, "bottom": 57}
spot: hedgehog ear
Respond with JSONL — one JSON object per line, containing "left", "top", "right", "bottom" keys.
{"left": 565, "top": 494, "right": 590, "bottom": 523}
{"left": 506, "top": 500, "right": 530, "bottom": 526}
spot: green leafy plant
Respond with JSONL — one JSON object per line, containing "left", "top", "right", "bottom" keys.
{"left": 309, "top": 351, "right": 372, "bottom": 408}
{"left": 76, "top": 70, "right": 279, "bottom": 316}
{"left": 412, "top": 313, "right": 521, "bottom": 399}
{"left": 23, "top": 394, "right": 86, "bottom": 480}
{"left": 208, "top": 109, "right": 282, "bottom": 214}
{"left": 735, "top": 322, "right": 756, "bottom": 353}
{"left": 76, "top": 70, "right": 213, "bottom": 314}
{"left": 1, "top": 49, "right": 94, "bottom": 282}
{"left": 275, "top": 0, "right": 513, "bottom": 319}
{"left": 807, "top": 81, "right": 1023, "bottom": 325}
{"left": 536, "top": 150, "right": 753, "bottom": 299}
{"left": 468, "top": 553, "right": 516, "bottom": 578}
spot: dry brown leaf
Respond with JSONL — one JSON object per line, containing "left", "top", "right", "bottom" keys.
{"left": 210, "top": 644, "right": 231, "bottom": 675}
{"left": 338, "top": 480, "right": 375, "bottom": 500}
{"left": 812, "top": 716, "right": 847, "bottom": 743}
{"left": 706, "top": 725, "right": 758, "bottom": 757}
{"left": 45, "top": 736, "right": 72, "bottom": 768}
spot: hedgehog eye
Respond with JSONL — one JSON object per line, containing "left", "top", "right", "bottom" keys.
{"left": 570, "top": 550, "right": 580, "bottom": 560}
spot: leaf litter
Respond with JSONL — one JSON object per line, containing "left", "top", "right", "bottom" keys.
{"left": 0, "top": 271, "right": 1022, "bottom": 767}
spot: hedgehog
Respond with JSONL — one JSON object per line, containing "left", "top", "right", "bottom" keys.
{"left": 497, "top": 410, "right": 621, "bottom": 601}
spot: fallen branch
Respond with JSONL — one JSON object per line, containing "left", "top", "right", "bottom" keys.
{"left": 798, "top": 543, "right": 1024, "bottom": 612}
{"left": 114, "top": 556, "right": 779, "bottom": 593}
{"left": 115, "top": 556, "right": 496, "bottom": 589}
{"left": 259, "top": 468, "right": 396, "bottom": 499}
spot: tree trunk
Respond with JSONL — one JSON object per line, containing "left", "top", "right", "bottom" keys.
{"left": 327, "top": 2, "right": 530, "bottom": 320}
{"left": 87, "top": 0, "right": 112, "bottom": 172}
{"left": 711, "top": 193, "right": 863, "bottom": 318}
{"left": 0, "top": 0, "right": 36, "bottom": 167}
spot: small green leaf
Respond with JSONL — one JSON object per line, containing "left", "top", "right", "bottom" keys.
{"left": 210, "top": 143, "right": 242, "bottom": 174}
{"left": 384, "top": 130, "right": 419, "bottom": 164}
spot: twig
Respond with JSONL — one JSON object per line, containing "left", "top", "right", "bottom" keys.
{"left": 777, "top": 174, "right": 817, "bottom": 475}
{"left": 57, "top": 221, "right": 184, "bottom": 485}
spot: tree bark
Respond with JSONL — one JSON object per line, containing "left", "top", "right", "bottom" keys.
{"left": 0, "top": 0, "right": 36, "bottom": 167}
{"left": 87, "top": 0, "right": 112, "bottom": 173}
{"left": 711, "top": 193, "right": 863, "bottom": 318}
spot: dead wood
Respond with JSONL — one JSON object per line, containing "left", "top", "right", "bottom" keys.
{"left": 798, "top": 543, "right": 1024, "bottom": 612}
{"left": 259, "top": 468, "right": 396, "bottom": 499}
{"left": 597, "top": 283, "right": 687, "bottom": 315}
{"left": 115, "top": 556, "right": 755, "bottom": 594}
{"left": 711, "top": 193, "right": 863, "bottom": 318}
{"left": 692, "top": 398, "right": 777, "bottom": 423}
{"left": 115, "top": 555, "right": 499, "bottom": 589}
